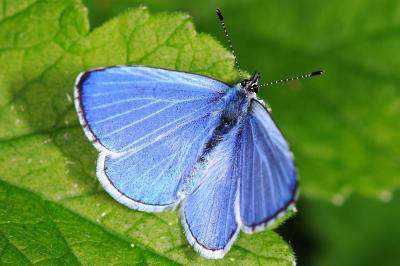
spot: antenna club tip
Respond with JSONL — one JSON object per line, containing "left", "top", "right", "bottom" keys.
{"left": 216, "top": 8, "right": 224, "bottom": 20}
{"left": 311, "top": 70, "right": 325, "bottom": 76}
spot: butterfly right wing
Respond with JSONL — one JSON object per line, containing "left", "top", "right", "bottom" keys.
{"left": 179, "top": 97, "right": 298, "bottom": 258}
{"left": 74, "top": 66, "right": 230, "bottom": 211}
{"left": 238, "top": 100, "right": 298, "bottom": 232}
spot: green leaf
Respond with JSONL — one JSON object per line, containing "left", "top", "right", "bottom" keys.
{"left": 0, "top": 0, "right": 295, "bottom": 264}
{"left": 0, "top": 180, "right": 174, "bottom": 265}
{"left": 89, "top": 0, "right": 400, "bottom": 201}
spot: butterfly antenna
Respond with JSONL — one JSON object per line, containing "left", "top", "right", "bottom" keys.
{"left": 216, "top": 8, "right": 243, "bottom": 79}
{"left": 260, "top": 70, "right": 325, "bottom": 87}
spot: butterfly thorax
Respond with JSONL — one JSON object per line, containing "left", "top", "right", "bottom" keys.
{"left": 217, "top": 72, "right": 261, "bottom": 127}
{"left": 199, "top": 86, "right": 250, "bottom": 162}
{"left": 221, "top": 86, "right": 251, "bottom": 124}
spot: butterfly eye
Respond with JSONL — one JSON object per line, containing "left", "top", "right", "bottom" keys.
{"left": 240, "top": 80, "right": 248, "bottom": 87}
{"left": 250, "top": 85, "right": 259, "bottom": 93}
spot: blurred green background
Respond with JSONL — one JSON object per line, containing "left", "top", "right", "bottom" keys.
{"left": 81, "top": 1, "right": 400, "bottom": 265}
{"left": 1, "top": 0, "right": 397, "bottom": 265}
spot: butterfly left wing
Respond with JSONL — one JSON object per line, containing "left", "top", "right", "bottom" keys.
{"left": 238, "top": 100, "right": 298, "bottom": 232}
{"left": 75, "top": 66, "right": 228, "bottom": 153}
{"left": 74, "top": 66, "right": 230, "bottom": 212}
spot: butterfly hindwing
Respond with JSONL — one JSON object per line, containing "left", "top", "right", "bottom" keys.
{"left": 75, "top": 66, "right": 230, "bottom": 211}
{"left": 238, "top": 100, "right": 298, "bottom": 232}
{"left": 181, "top": 127, "right": 241, "bottom": 259}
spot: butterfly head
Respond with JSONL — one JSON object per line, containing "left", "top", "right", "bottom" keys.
{"left": 240, "top": 72, "right": 260, "bottom": 94}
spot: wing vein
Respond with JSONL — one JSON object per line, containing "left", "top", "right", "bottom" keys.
{"left": 92, "top": 100, "right": 162, "bottom": 124}
{"left": 249, "top": 120, "right": 267, "bottom": 219}
{"left": 102, "top": 103, "right": 177, "bottom": 138}
{"left": 121, "top": 103, "right": 217, "bottom": 152}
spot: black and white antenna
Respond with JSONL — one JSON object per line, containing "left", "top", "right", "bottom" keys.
{"left": 216, "top": 8, "right": 243, "bottom": 79}
{"left": 260, "top": 70, "right": 324, "bottom": 87}
{"left": 216, "top": 9, "right": 324, "bottom": 87}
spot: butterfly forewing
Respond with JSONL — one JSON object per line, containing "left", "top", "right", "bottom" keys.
{"left": 75, "top": 66, "right": 230, "bottom": 211}
{"left": 238, "top": 100, "right": 298, "bottom": 232}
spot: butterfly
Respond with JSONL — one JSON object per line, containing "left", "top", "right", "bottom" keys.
{"left": 74, "top": 9, "right": 323, "bottom": 259}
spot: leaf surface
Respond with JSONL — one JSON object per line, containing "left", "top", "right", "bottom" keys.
{"left": 0, "top": 1, "right": 295, "bottom": 264}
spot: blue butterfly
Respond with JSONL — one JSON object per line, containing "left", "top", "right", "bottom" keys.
{"left": 74, "top": 9, "right": 322, "bottom": 259}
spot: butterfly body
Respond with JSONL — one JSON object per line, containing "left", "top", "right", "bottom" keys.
{"left": 198, "top": 85, "right": 249, "bottom": 156}
{"left": 75, "top": 66, "right": 298, "bottom": 259}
